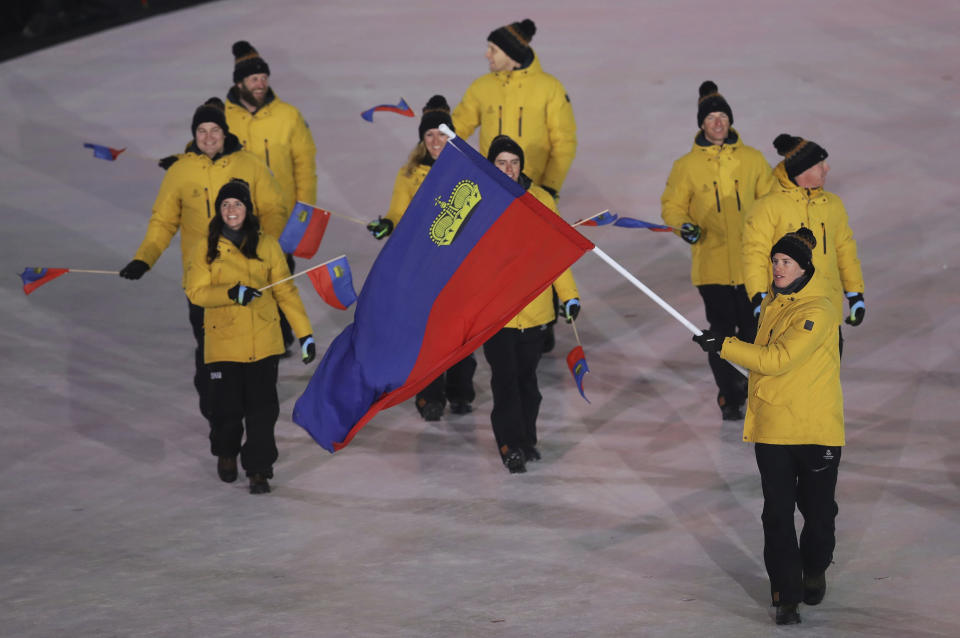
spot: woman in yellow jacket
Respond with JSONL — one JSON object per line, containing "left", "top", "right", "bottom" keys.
{"left": 185, "top": 180, "right": 314, "bottom": 495}
{"left": 367, "top": 96, "right": 479, "bottom": 421}
{"left": 485, "top": 136, "right": 579, "bottom": 474}
{"left": 694, "top": 228, "right": 843, "bottom": 625}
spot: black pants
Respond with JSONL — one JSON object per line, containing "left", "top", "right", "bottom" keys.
{"left": 482, "top": 326, "right": 547, "bottom": 453}
{"left": 279, "top": 254, "right": 296, "bottom": 347}
{"left": 754, "top": 443, "right": 842, "bottom": 605}
{"left": 207, "top": 356, "right": 280, "bottom": 477}
{"left": 187, "top": 299, "right": 212, "bottom": 422}
{"left": 697, "top": 284, "right": 755, "bottom": 406}
{"left": 417, "top": 353, "right": 477, "bottom": 406}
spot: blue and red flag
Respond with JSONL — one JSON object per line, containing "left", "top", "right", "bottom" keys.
{"left": 361, "top": 98, "right": 415, "bottom": 122}
{"left": 612, "top": 216, "right": 674, "bottom": 231}
{"left": 20, "top": 267, "right": 68, "bottom": 295}
{"left": 565, "top": 345, "right": 591, "bottom": 403}
{"left": 293, "top": 136, "right": 594, "bottom": 452}
{"left": 307, "top": 256, "right": 357, "bottom": 310}
{"left": 278, "top": 202, "right": 331, "bottom": 258}
{"left": 83, "top": 143, "right": 125, "bottom": 161}
{"left": 577, "top": 210, "right": 619, "bottom": 226}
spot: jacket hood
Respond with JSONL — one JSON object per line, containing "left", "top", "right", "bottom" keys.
{"left": 772, "top": 162, "right": 826, "bottom": 200}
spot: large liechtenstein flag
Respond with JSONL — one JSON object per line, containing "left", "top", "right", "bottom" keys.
{"left": 293, "top": 136, "right": 594, "bottom": 452}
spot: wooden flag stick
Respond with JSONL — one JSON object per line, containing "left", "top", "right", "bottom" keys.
{"left": 257, "top": 254, "right": 346, "bottom": 292}
{"left": 571, "top": 210, "right": 612, "bottom": 227}
{"left": 569, "top": 317, "right": 583, "bottom": 346}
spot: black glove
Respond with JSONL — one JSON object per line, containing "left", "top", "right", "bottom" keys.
{"left": 119, "top": 259, "right": 150, "bottom": 280}
{"left": 158, "top": 155, "right": 179, "bottom": 170}
{"left": 227, "top": 282, "right": 261, "bottom": 306}
{"left": 300, "top": 335, "right": 316, "bottom": 364}
{"left": 680, "top": 223, "right": 701, "bottom": 245}
{"left": 845, "top": 292, "right": 865, "bottom": 326}
{"left": 693, "top": 329, "right": 724, "bottom": 353}
{"left": 561, "top": 298, "right": 580, "bottom": 323}
{"left": 751, "top": 292, "right": 766, "bottom": 318}
{"left": 366, "top": 217, "right": 394, "bottom": 240}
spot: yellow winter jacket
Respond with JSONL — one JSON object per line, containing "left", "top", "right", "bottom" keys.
{"left": 385, "top": 163, "right": 431, "bottom": 226}
{"left": 133, "top": 137, "right": 287, "bottom": 287}
{"left": 720, "top": 274, "right": 844, "bottom": 446}
{"left": 184, "top": 233, "right": 312, "bottom": 364}
{"left": 742, "top": 163, "right": 865, "bottom": 316}
{"left": 661, "top": 130, "right": 775, "bottom": 286}
{"left": 502, "top": 184, "right": 579, "bottom": 329}
{"left": 226, "top": 88, "right": 317, "bottom": 214}
{"left": 452, "top": 53, "right": 577, "bottom": 195}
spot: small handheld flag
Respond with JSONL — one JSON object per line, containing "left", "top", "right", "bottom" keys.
{"left": 83, "top": 143, "right": 125, "bottom": 161}
{"left": 361, "top": 98, "right": 415, "bottom": 122}
{"left": 576, "top": 210, "right": 619, "bottom": 226}
{"left": 307, "top": 256, "right": 357, "bottom": 310}
{"left": 566, "top": 345, "right": 591, "bottom": 403}
{"left": 279, "top": 202, "right": 331, "bottom": 258}
{"left": 612, "top": 217, "right": 674, "bottom": 231}
{"left": 20, "top": 267, "right": 69, "bottom": 295}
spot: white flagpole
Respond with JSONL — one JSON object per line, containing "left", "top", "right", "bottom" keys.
{"left": 590, "top": 245, "right": 749, "bottom": 376}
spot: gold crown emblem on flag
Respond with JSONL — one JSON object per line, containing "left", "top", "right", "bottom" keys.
{"left": 429, "top": 180, "right": 482, "bottom": 246}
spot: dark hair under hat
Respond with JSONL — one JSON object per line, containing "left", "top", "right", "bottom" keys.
{"left": 191, "top": 96, "right": 228, "bottom": 136}
{"left": 697, "top": 81, "right": 733, "bottom": 127}
{"left": 770, "top": 227, "right": 817, "bottom": 271}
{"left": 232, "top": 40, "right": 271, "bottom": 84}
{"left": 488, "top": 18, "right": 536, "bottom": 65}
{"left": 418, "top": 95, "right": 454, "bottom": 141}
{"left": 487, "top": 135, "right": 525, "bottom": 170}
{"left": 215, "top": 178, "right": 254, "bottom": 216}
{"left": 774, "top": 133, "right": 829, "bottom": 183}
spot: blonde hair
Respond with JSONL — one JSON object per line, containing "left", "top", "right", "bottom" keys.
{"left": 402, "top": 141, "right": 431, "bottom": 176}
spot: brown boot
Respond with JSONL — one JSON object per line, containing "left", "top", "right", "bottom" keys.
{"left": 248, "top": 473, "right": 271, "bottom": 494}
{"left": 217, "top": 456, "right": 238, "bottom": 483}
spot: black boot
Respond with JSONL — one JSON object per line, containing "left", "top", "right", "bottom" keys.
{"left": 449, "top": 401, "right": 472, "bottom": 415}
{"left": 418, "top": 400, "right": 444, "bottom": 421}
{"left": 248, "top": 473, "right": 271, "bottom": 494}
{"left": 775, "top": 602, "right": 801, "bottom": 625}
{"left": 217, "top": 456, "right": 238, "bottom": 483}
{"left": 803, "top": 572, "right": 826, "bottom": 606}
{"left": 501, "top": 447, "right": 526, "bottom": 474}
{"left": 523, "top": 446, "right": 541, "bottom": 462}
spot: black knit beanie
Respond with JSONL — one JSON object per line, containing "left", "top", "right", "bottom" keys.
{"left": 215, "top": 178, "right": 254, "bottom": 216}
{"left": 774, "top": 134, "right": 829, "bottom": 182}
{"left": 191, "top": 97, "right": 229, "bottom": 136}
{"left": 487, "top": 135, "right": 525, "bottom": 170}
{"left": 697, "top": 81, "right": 733, "bottom": 127}
{"left": 488, "top": 19, "right": 536, "bottom": 65}
{"left": 770, "top": 227, "right": 817, "bottom": 271}
{"left": 232, "top": 40, "right": 271, "bottom": 83}
{"left": 418, "top": 95, "right": 454, "bottom": 141}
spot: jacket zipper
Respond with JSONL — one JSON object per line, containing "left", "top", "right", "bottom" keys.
{"left": 821, "top": 222, "right": 827, "bottom": 254}
{"left": 734, "top": 179, "right": 742, "bottom": 211}
{"left": 264, "top": 138, "right": 270, "bottom": 167}
{"left": 713, "top": 181, "right": 721, "bottom": 212}
{"left": 205, "top": 187, "right": 211, "bottom": 218}
{"left": 498, "top": 106, "right": 502, "bottom": 135}
{"left": 518, "top": 106, "right": 523, "bottom": 137}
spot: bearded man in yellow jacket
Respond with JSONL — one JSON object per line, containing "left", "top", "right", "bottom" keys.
{"left": 661, "top": 81, "right": 775, "bottom": 420}
{"left": 451, "top": 19, "right": 576, "bottom": 201}
{"left": 119, "top": 98, "right": 285, "bottom": 424}
{"left": 483, "top": 136, "right": 579, "bottom": 475}
{"left": 742, "top": 134, "right": 865, "bottom": 356}
{"left": 694, "top": 228, "right": 844, "bottom": 626}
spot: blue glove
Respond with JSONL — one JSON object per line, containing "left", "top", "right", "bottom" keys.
{"left": 227, "top": 282, "right": 261, "bottom": 306}
{"left": 845, "top": 292, "right": 865, "bottom": 326}
{"left": 366, "top": 217, "right": 394, "bottom": 240}
{"left": 680, "top": 223, "right": 701, "bottom": 244}
{"left": 300, "top": 335, "right": 316, "bottom": 364}
{"left": 561, "top": 298, "right": 580, "bottom": 323}
{"left": 752, "top": 292, "right": 766, "bottom": 318}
